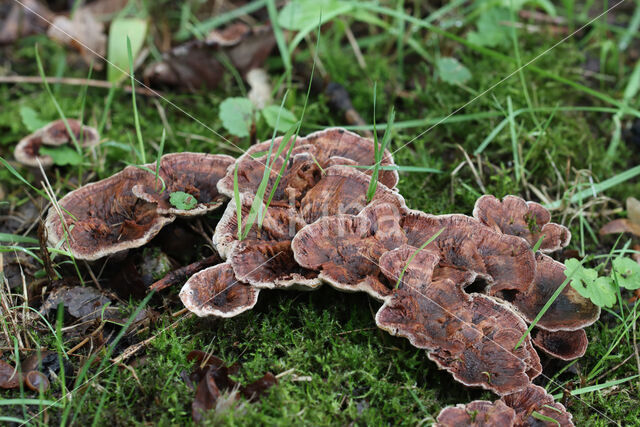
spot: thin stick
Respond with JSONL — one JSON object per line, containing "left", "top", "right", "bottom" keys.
{"left": 0, "top": 75, "right": 160, "bottom": 96}
{"left": 149, "top": 254, "right": 222, "bottom": 292}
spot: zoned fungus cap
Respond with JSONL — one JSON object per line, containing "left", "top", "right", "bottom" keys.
{"left": 15, "top": 118, "right": 99, "bottom": 168}
{"left": 180, "top": 262, "right": 259, "bottom": 318}
{"left": 436, "top": 400, "right": 516, "bottom": 426}
{"left": 401, "top": 211, "right": 536, "bottom": 294}
{"left": 437, "top": 384, "right": 574, "bottom": 427}
{"left": 132, "top": 153, "right": 235, "bottom": 216}
{"left": 532, "top": 328, "right": 588, "bottom": 361}
{"left": 473, "top": 195, "right": 570, "bottom": 253}
{"left": 45, "top": 153, "right": 231, "bottom": 260}
{"left": 292, "top": 203, "right": 408, "bottom": 300}
{"left": 501, "top": 383, "right": 574, "bottom": 426}
{"left": 497, "top": 253, "right": 599, "bottom": 332}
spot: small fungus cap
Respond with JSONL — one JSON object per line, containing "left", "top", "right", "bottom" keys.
{"left": 45, "top": 152, "right": 231, "bottom": 260}
{"left": 401, "top": 211, "right": 536, "bottom": 294}
{"left": 217, "top": 128, "right": 399, "bottom": 201}
{"left": 292, "top": 203, "right": 408, "bottom": 300}
{"left": 501, "top": 384, "right": 574, "bottom": 426}
{"left": 180, "top": 262, "right": 259, "bottom": 318}
{"left": 436, "top": 400, "right": 516, "bottom": 427}
{"left": 532, "top": 328, "right": 588, "bottom": 361}
{"left": 497, "top": 253, "right": 600, "bottom": 332}
{"left": 44, "top": 166, "right": 172, "bottom": 261}
{"left": 132, "top": 153, "right": 235, "bottom": 216}
{"left": 14, "top": 119, "right": 99, "bottom": 168}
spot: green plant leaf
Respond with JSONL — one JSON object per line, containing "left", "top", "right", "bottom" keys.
{"left": 278, "top": 0, "right": 350, "bottom": 31}
{"left": 612, "top": 257, "right": 640, "bottom": 290}
{"left": 262, "top": 105, "right": 298, "bottom": 132}
{"left": 219, "top": 97, "right": 254, "bottom": 137}
{"left": 565, "top": 258, "right": 596, "bottom": 298}
{"left": 169, "top": 191, "right": 197, "bottom": 210}
{"left": 565, "top": 258, "right": 616, "bottom": 307}
{"left": 589, "top": 277, "right": 618, "bottom": 308}
{"left": 39, "top": 146, "right": 83, "bottom": 166}
{"left": 436, "top": 57, "right": 471, "bottom": 85}
{"left": 467, "top": 7, "right": 511, "bottom": 48}
{"left": 107, "top": 18, "right": 148, "bottom": 84}
{"left": 19, "top": 106, "right": 47, "bottom": 132}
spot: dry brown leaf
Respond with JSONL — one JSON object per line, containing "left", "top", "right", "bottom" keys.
{"left": 47, "top": 9, "right": 107, "bottom": 69}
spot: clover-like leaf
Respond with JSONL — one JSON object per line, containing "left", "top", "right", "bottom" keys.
{"left": 612, "top": 257, "right": 640, "bottom": 290}
{"left": 467, "top": 7, "right": 511, "bottom": 48}
{"left": 219, "top": 97, "right": 254, "bottom": 137}
{"left": 261, "top": 105, "right": 297, "bottom": 132}
{"left": 589, "top": 277, "right": 617, "bottom": 308}
{"left": 565, "top": 258, "right": 596, "bottom": 299}
{"left": 436, "top": 57, "right": 472, "bottom": 85}
{"left": 20, "top": 106, "right": 48, "bottom": 132}
{"left": 169, "top": 191, "right": 197, "bottom": 210}
{"left": 39, "top": 146, "right": 83, "bottom": 166}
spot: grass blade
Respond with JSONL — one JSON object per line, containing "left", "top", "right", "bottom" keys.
{"left": 127, "top": 36, "right": 145, "bottom": 164}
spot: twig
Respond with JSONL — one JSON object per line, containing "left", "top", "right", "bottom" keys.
{"left": 0, "top": 75, "right": 160, "bottom": 96}
{"left": 149, "top": 254, "right": 223, "bottom": 292}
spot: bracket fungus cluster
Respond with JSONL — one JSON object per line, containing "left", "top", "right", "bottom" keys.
{"left": 44, "top": 128, "right": 599, "bottom": 426}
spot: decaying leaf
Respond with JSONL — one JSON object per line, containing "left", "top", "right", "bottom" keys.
{"left": 599, "top": 197, "right": 640, "bottom": 237}
{"left": 0, "top": 0, "right": 54, "bottom": 44}
{"left": 143, "top": 23, "right": 275, "bottom": 91}
{"left": 47, "top": 8, "right": 107, "bottom": 69}
{"left": 187, "top": 351, "right": 277, "bottom": 422}
{"left": 40, "top": 286, "right": 113, "bottom": 320}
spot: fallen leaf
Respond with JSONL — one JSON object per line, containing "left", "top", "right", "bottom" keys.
{"left": 47, "top": 9, "right": 107, "bottom": 69}
{"left": 143, "top": 24, "right": 275, "bottom": 91}
{"left": 40, "top": 286, "right": 113, "bottom": 320}
{"left": 0, "top": 0, "right": 53, "bottom": 44}
{"left": 627, "top": 197, "right": 640, "bottom": 225}
{"left": 187, "top": 351, "right": 277, "bottom": 422}
{"left": 599, "top": 218, "right": 640, "bottom": 237}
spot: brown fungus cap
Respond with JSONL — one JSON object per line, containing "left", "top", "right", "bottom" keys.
{"left": 497, "top": 253, "right": 599, "bottom": 332}
{"left": 532, "top": 328, "right": 588, "bottom": 361}
{"left": 375, "top": 245, "right": 541, "bottom": 395}
{"left": 436, "top": 400, "right": 516, "bottom": 426}
{"left": 45, "top": 153, "right": 231, "bottom": 260}
{"left": 292, "top": 203, "right": 408, "bottom": 300}
{"left": 45, "top": 166, "right": 172, "bottom": 261}
{"left": 501, "top": 384, "right": 574, "bottom": 426}
{"left": 401, "top": 211, "right": 536, "bottom": 294}
{"left": 132, "top": 153, "right": 235, "bottom": 216}
{"left": 15, "top": 118, "right": 99, "bottom": 168}
{"left": 473, "top": 195, "right": 570, "bottom": 253}
{"left": 217, "top": 128, "right": 399, "bottom": 202}
{"left": 180, "top": 262, "right": 259, "bottom": 318}
{"left": 300, "top": 165, "right": 405, "bottom": 225}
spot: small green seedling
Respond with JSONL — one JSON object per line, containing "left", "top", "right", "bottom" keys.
{"left": 169, "top": 191, "right": 197, "bottom": 210}
{"left": 566, "top": 256, "right": 640, "bottom": 308}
